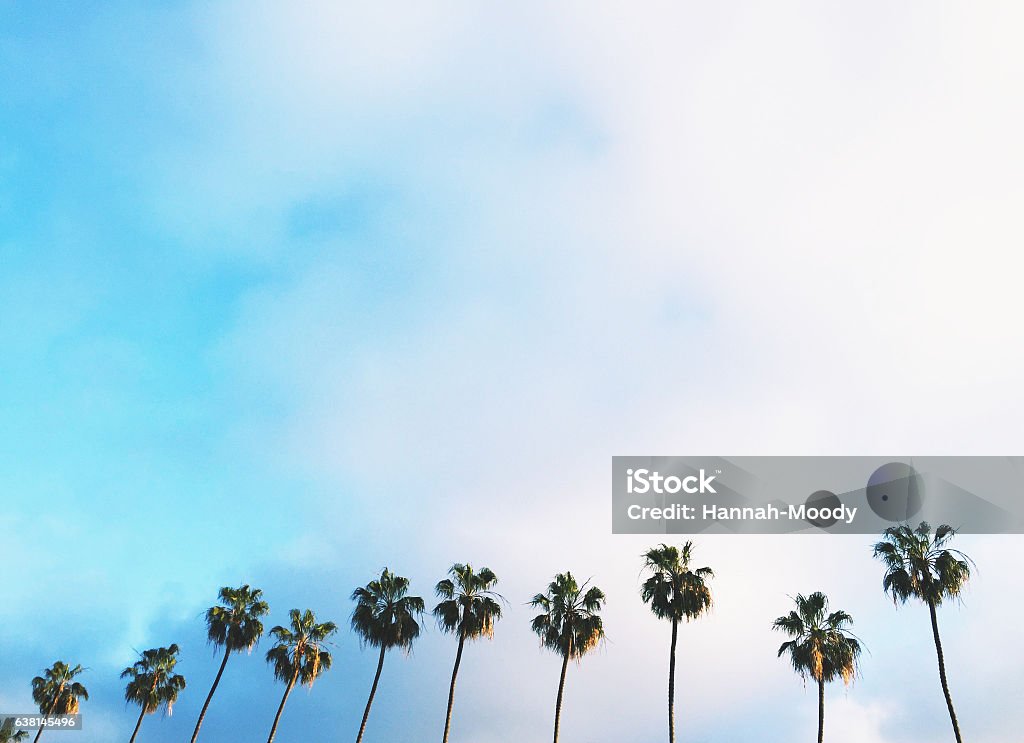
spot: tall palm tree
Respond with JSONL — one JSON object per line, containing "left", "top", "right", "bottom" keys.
{"left": 874, "top": 522, "right": 972, "bottom": 743}
{"left": 190, "top": 584, "right": 270, "bottom": 743}
{"left": 434, "top": 564, "right": 504, "bottom": 743}
{"left": 530, "top": 572, "right": 606, "bottom": 743}
{"left": 773, "top": 592, "right": 862, "bottom": 743}
{"left": 351, "top": 568, "right": 425, "bottom": 743}
{"left": 264, "top": 609, "right": 336, "bottom": 743}
{"left": 121, "top": 644, "right": 186, "bottom": 743}
{"left": 0, "top": 718, "right": 28, "bottom": 743}
{"left": 640, "top": 542, "right": 714, "bottom": 743}
{"left": 29, "top": 661, "right": 88, "bottom": 743}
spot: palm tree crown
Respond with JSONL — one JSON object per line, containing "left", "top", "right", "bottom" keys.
{"left": 351, "top": 568, "right": 426, "bottom": 651}
{"left": 0, "top": 718, "right": 28, "bottom": 743}
{"left": 265, "top": 609, "right": 337, "bottom": 687}
{"left": 121, "top": 645, "right": 186, "bottom": 716}
{"left": 873, "top": 522, "right": 972, "bottom": 607}
{"left": 31, "top": 661, "right": 88, "bottom": 716}
{"left": 434, "top": 564, "right": 504, "bottom": 640}
{"left": 206, "top": 584, "right": 269, "bottom": 652}
{"left": 773, "top": 592, "right": 862, "bottom": 685}
{"left": 641, "top": 542, "right": 714, "bottom": 622}
{"left": 530, "top": 572, "right": 606, "bottom": 659}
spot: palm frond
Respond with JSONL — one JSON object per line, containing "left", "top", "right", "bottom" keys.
{"left": 351, "top": 568, "right": 425, "bottom": 653}
{"left": 640, "top": 542, "right": 715, "bottom": 623}
{"left": 772, "top": 592, "right": 862, "bottom": 686}
{"left": 264, "top": 608, "right": 337, "bottom": 688}
{"left": 530, "top": 571, "right": 607, "bottom": 661}
{"left": 873, "top": 522, "right": 973, "bottom": 608}
{"left": 31, "top": 661, "right": 88, "bottom": 717}
{"left": 121, "top": 645, "right": 186, "bottom": 716}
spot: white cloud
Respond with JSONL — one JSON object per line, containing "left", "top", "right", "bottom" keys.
{"left": 30, "top": 2, "right": 1019, "bottom": 740}
{"left": 187, "top": 2, "right": 1024, "bottom": 483}
{"left": 822, "top": 698, "right": 897, "bottom": 743}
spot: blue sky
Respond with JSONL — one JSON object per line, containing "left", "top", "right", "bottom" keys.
{"left": 2, "top": 2, "right": 1024, "bottom": 742}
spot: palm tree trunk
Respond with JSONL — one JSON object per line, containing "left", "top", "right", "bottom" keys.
{"left": 928, "top": 600, "right": 963, "bottom": 743}
{"left": 668, "top": 618, "right": 678, "bottom": 743}
{"left": 356, "top": 646, "right": 387, "bottom": 743}
{"left": 266, "top": 670, "right": 297, "bottom": 743}
{"left": 817, "top": 677, "right": 825, "bottom": 743}
{"left": 441, "top": 631, "right": 467, "bottom": 743}
{"left": 191, "top": 647, "right": 231, "bottom": 743}
{"left": 552, "top": 652, "right": 570, "bottom": 743}
{"left": 128, "top": 707, "right": 146, "bottom": 743}
{"left": 32, "top": 715, "right": 48, "bottom": 743}
{"left": 33, "top": 696, "right": 60, "bottom": 743}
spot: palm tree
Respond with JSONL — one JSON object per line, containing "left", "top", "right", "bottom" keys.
{"left": 773, "top": 592, "right": 862, "bottom": 743}
{"left": 873, "top": 522, "right": 972, "bottom": 743}
{"left": 0, "top": 718, "right": 28, "bottom": 743}
{"left": 351, "top": 568, "right": 425, "bottom": 743}
{"left": 121, "top": 644, "right": 186, "bottom": 743}
{"left": 530, "top": 572, "right": 606, "bottom": 743}
{"left": 190, "top": 584, "right": 269, "bottom": 743}
{"left": 264, "top": 609, "right": 336, "bottom": 743}
{"left": 29, "top": 661, "right": 88, "bottom": 743}
{"left": 640, "top": 542, "right": 714, "bottom": 743}
{"left": 434, "top": 564, "right": 504, "bottom": 743}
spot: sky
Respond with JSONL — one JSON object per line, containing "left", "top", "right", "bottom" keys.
{"left": 1, "top": 2, "right": 1023, "bottom": 742}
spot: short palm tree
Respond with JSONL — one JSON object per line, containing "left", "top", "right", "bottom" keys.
{"left": 530, "top": 572, "right": 606, "bottom": 743}
{"left": 29, "top": 661, "right": 88, "bottom": 743}
{"left": 351, "top": 568, "right": 425, "bottom": 743}
{"left": 121, "top": 644, "right": 186, "bottom": 743}
{"left": 264, "top": 609, "right": 336, "bottom": 743}
{"left": 874, "top": 522, "right": 972, "bottom": 743}
{"left": 434, "top": 564, "right": 504, "bottom": 743}
{"left": 773, "top": 592, "right": 862, "bottom": 743}
{"left": 190, "top": 584, "right": 269, "bottom": 743}
{"left": 641, "top": 542, "right": 714, "bottom": 743}
{"left": 0, "top": 718, "right": 28, "bottom": 743}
